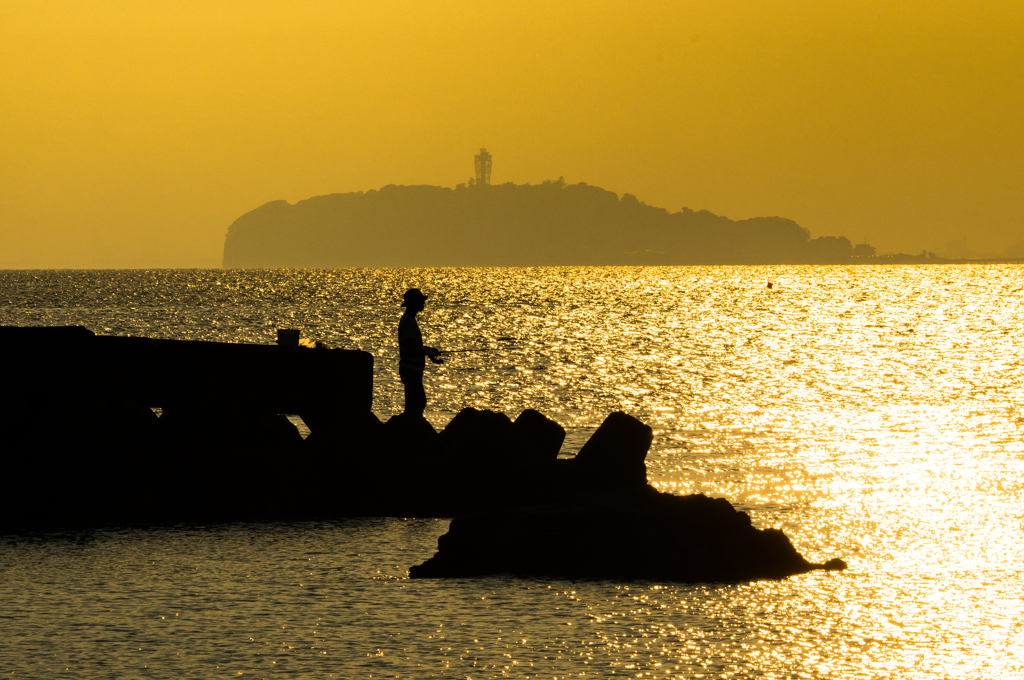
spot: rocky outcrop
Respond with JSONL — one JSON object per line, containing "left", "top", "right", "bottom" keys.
{"left": 311, "top": 409, "right": 649, "bottom": 519}
{"left": 384, "top": 412, "right": 443, "bottom": 457}
{"left": 0, "top": 325, "right": 847, "bottom": 586}
{"left": 564, "top": 410, "right": 651, "bottom": 489}
{"left": 513, "top": 409, "right": 566, "bottom": 463}
{"left": 403, "top": 411, "right": 846, "bottom": 582}
{"left": 439, "top": 408, "right": 517, "bottom": 461}
{"left": 410, "top": 488, "right": 847, "bottom": 582}
{"left": 436, "top": 407, "right": 567, "bottom": 465}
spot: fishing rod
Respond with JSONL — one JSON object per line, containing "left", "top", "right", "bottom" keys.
{"left": 431, "top": 347, "right": 516, "bottom": 362}
{"left": 440, "top": 343, "right": 523, "bottom": 353}
{"left": 429, "top": 348, "right": 484, "bottom": 364}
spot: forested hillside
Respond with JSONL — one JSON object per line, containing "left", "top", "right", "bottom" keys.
{"left": 223, "top": 180, "right": 868, "bottom": 267}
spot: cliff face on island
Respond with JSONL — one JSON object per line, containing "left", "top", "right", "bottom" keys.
{"left": 223, "top": 180, "right": 868, "bottom": 268}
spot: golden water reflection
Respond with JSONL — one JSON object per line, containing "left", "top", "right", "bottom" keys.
{"left": 1, "top": 265, "right": 1022, "bottom": 677}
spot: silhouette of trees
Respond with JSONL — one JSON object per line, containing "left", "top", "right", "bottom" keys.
{"left": 806, "top": 236, "right": 853, "bottom": 264}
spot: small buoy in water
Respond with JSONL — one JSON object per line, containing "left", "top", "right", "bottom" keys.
{"left": 767, "top": 280, "right": 774, "bottom": 289}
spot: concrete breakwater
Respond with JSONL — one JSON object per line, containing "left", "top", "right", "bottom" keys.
{"left": 0, "top": 325, "right": 646, "bottom": 528}
{"left": 0, "top": 326, "right": 845, "bottom": 581}
{"left": 1, "top": 324, "right": 372, "bottom": 530}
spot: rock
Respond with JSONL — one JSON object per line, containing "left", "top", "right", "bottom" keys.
{"left": 438, "top": 407, "right": 566, "bottom": 466}
{"left": 512, "top": 409, "right": 565, "bottom": 462}
{"left": 574, "top": 411, "right": 652, "bottom": 467}
{"left": 409, "top": 491, "right": 847, "bottom": 582}
{"left": 439, "top": 408, "right": 516, "bottom": 460}
{"left": 384, "top": 412, "right": 441, "bottom": 457}
{"left": 567, "top": 411, "right": 651, "bottom": 488}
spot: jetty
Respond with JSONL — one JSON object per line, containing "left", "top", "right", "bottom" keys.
{"left": 0, "top": 326, "right": 846, "bottom": 581}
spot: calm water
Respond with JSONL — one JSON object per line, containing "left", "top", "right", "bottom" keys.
{"left": 1, "top": 266, "right": 1022, "bottom": 678}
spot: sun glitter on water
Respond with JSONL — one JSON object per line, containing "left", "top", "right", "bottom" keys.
{"left": 1, "top": 265, "right": 1022, "bottom": 678}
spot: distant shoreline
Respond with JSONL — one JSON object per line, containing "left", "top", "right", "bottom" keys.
{"left": 221, "top": 182, "right": 1023, "bottom": 269}
{"left": 855, "top": 255, "right": 1024, "bottom": 265}
{"left": 4, "top": 261, "right": 1024, "bottom": 272}
{"left": 222, "top": 182, "right": 877, "bottom": 268}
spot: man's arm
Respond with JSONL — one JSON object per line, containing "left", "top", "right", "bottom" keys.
{"left": 400, "top": 340, "right": 440, "bottom": 360}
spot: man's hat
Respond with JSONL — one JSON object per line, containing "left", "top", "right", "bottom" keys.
{"left": 401, "top": 288, "right": 428, "bottom": 306}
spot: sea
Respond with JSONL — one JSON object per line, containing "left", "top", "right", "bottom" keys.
{"left": 1, "top": 266, "right": 1022, "bottom": 679}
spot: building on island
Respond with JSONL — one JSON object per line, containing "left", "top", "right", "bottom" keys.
{"left": 474, "top": 148, "right": 492, "bottom": 186}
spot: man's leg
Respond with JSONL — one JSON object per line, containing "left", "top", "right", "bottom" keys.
{"left": 400, "top": 368, "right": 427, "bottom": 415}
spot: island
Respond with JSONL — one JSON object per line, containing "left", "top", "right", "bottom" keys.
{"left": 222, "top": 180, "right": 876, "bottom": 268}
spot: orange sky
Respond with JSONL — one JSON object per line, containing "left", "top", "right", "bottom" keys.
{"left": 1, "top": 0, "right": 1021, "bottom": 267}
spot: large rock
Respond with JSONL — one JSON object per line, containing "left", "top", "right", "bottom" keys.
{"left": 512, "top": 409, "right": 565, "bottom": 462}
{"left": 439, "top": 407, "right": 566, "bottom": 466}
{"left": 410, "top": 490, "right": 847, "bottom": 581}
{"left": 384, "top": 412, "right": 441, "bottom": 457}
{"left": 439, "top": 408, "right": 516, "bottom": 461}
{"left": 566, "top": 411, "right": 652, "bottom": 488}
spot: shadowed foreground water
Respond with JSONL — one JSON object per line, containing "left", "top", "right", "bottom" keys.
{"left": 1, "top": 266, "right": 1022, "bottom": 678}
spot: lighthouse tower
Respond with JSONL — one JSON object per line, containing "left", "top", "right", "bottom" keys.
{"left": 474, "top": 148, "right": 492, "bottom": 186}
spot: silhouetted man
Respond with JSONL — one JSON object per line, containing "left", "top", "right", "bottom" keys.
{"left": 398, "top": 288, "right": 442, "bottom": 416}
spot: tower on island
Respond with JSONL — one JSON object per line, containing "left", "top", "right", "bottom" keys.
{"left": 474, "top": 148, "right": 492, "bottom": 186}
